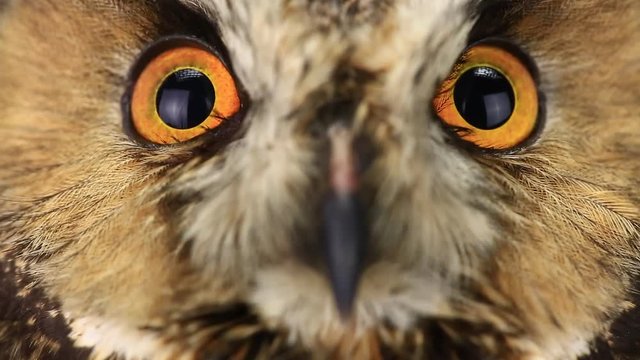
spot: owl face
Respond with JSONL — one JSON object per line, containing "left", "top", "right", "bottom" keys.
{"left": 0, "top": 0, "right": 638, "bottom": 359}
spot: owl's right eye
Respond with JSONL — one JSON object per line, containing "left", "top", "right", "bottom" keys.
{"left": 129, "top": 40, "right": 242, "bottom": 145}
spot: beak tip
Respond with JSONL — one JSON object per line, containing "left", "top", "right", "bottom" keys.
{"left": 324, "top": 192, "right": 365, "bottom": 320}
{"left": 331, "top": 277, "right": 358, "bottom": 320}
{"left": 338, "top": 305, "right": 354, "bottom": 321}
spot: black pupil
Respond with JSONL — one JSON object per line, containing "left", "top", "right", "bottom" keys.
{"left": 156, "top": 69, "right": 216, "bottom": 130}
{"left": 453, "top": 66, "right": 515, "bottom": 130}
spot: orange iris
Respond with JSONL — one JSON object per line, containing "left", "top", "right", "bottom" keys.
{"left": 433, "top": 43, "right": 539, "bottom": 150}
{"left": 130, "top": 43, "right": 241, "bottom": 144}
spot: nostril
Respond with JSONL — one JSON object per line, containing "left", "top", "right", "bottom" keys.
{"left": 317, "top": 99, "right": 361, "bottom": 132}
{"left": 305, "top": 63, "right": 376, "bottom": 135}
{"left": 353, "top": 134, "right": 376, "bottom": 176}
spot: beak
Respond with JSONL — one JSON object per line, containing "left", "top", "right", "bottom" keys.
{"left": 323, "top": 125, "right": 367, "bottom": 318}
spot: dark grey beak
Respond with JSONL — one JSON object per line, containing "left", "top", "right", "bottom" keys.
{"left": 323, "top": 126, "right": 367, "bottom": 318}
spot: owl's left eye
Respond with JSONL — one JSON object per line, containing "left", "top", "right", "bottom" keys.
{"left": 129, "top": 40, "right": 241, "bottom": 144}
{"left": 433, "top": 41, "right": 541, "bottom": 150}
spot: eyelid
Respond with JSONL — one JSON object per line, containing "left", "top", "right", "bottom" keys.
{"left": 450, "top": 38, "right": 540, "bottom": 85}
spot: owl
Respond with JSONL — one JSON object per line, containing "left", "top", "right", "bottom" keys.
{"left": 0, "top": 0, "right": 638, "bottom": 359}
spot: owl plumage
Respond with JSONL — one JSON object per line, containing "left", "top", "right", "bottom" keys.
{"left": 0, "top": 0, "right": 639, "bottom": 359}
